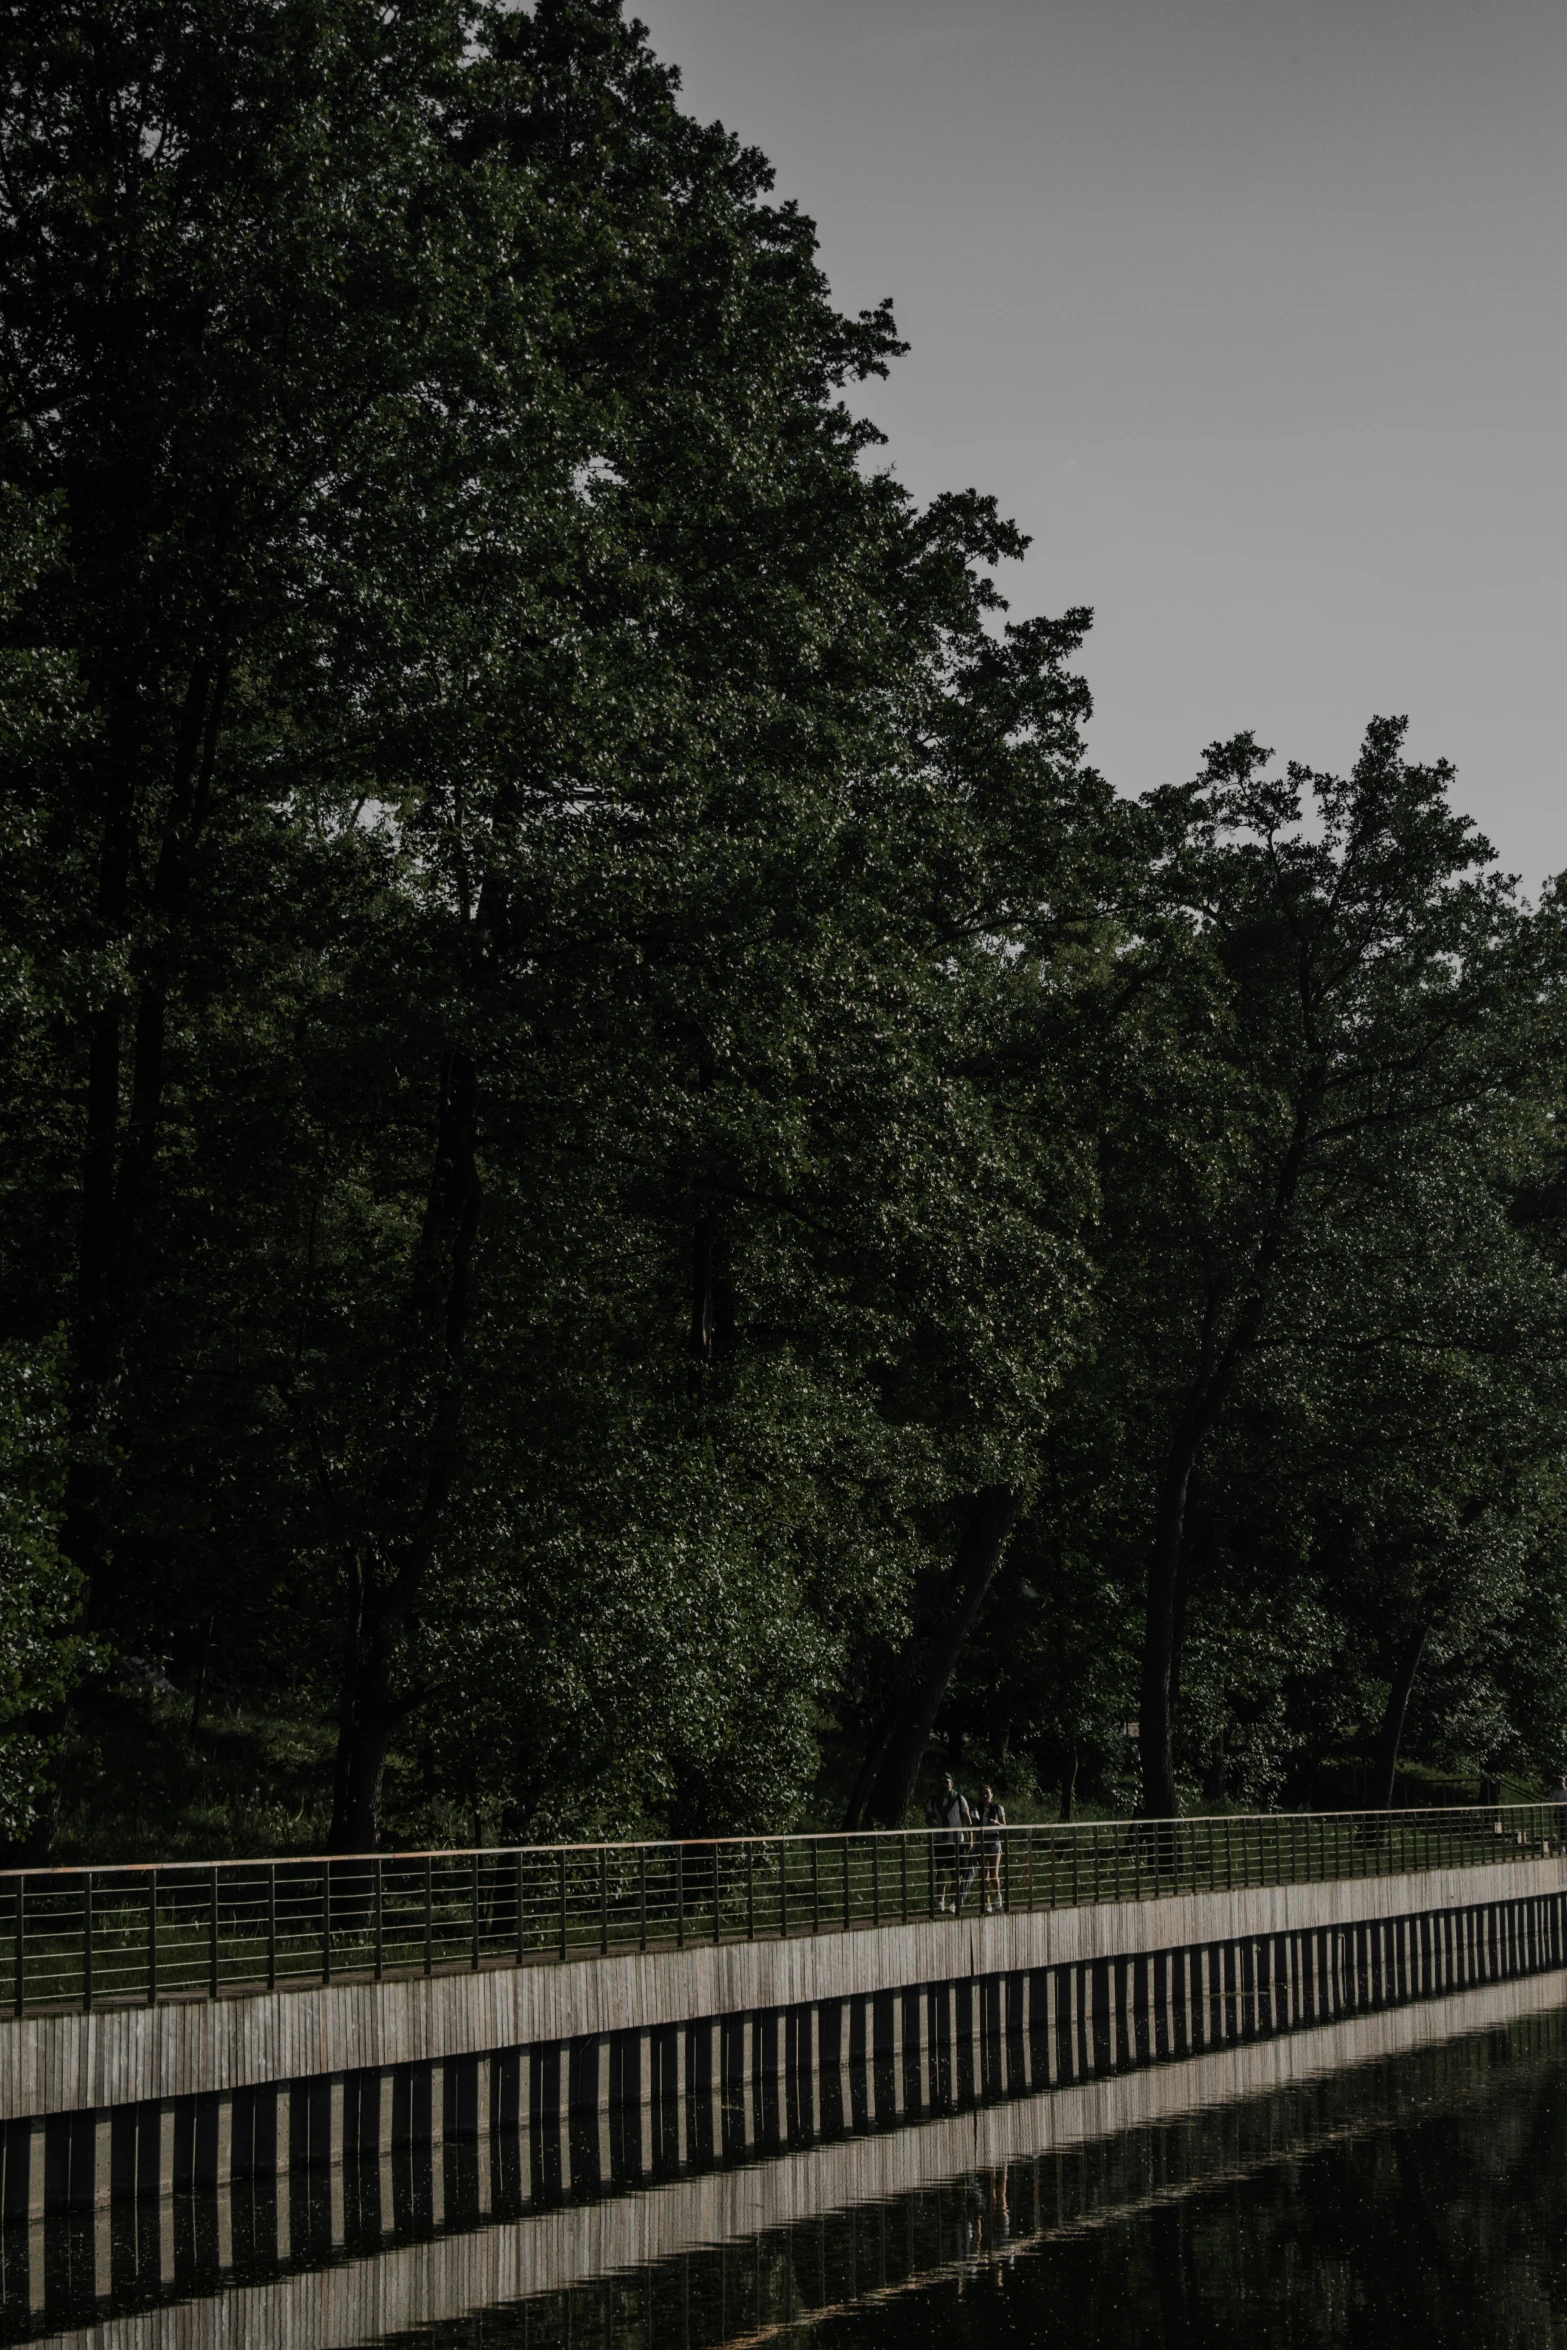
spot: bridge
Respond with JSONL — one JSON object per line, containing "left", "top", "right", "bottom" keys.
{"left": 0, "top": 1803, "right": 1563, "bottom": 2338}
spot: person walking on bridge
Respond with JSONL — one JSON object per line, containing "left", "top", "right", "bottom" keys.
{"left": 935, "top": 1774, "right": 974, "bottom": 1912}
{"left": 1550, "top": 1773, "right": 1567, "bottom": 1851}
{"left": 979, "top": 1785, "right": 1007, "bottom": 1911}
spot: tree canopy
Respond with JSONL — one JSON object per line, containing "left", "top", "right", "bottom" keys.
{"left": 3, "top": 0, "right": 1565, "bottom": 1858}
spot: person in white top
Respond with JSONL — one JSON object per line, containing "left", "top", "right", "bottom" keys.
{"left": 978, "top": 1785, "right": 1007, "bottom": 1912}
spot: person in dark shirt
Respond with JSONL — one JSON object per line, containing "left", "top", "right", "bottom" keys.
{"left": 978, "top": 1785, "right": 1007, "bottom": 1912}
{"left": 935, "top": 1773, "right": 974, "bottom": 1912}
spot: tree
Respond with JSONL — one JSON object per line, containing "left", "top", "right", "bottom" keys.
{"left": 1095, "top": 721, "right": 1537, "bottom": 1815}
{"left": 0, "top": 0, "right": 1116, "bottom": 1854}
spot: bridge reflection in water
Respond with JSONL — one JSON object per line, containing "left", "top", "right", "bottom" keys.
{"left": 6, "top": 1901, "right": 1567, "bottom": 2349}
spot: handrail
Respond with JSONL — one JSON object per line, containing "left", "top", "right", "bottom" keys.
{"left": 0, "top": 1799, "right": 1544, "bottom": 1877}
{"left": 0, "top": 1803, "right": 1556, "bottom": 2020}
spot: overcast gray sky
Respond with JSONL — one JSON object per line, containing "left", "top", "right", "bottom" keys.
{"left": 636, "top": 0, "right": 1566, "bottom": 886}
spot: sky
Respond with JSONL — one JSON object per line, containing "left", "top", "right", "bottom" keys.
{"left": 634, "top": 0, "right": 1567, "bottom": 888}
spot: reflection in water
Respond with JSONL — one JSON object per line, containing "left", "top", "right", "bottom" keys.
{"left": 9, "top": 1962, "right": 1567, "bottom": 2346}
{"left": 368, "top": 1985, "right": 1567, "bottom": 2350}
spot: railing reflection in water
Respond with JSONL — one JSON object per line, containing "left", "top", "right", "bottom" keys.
{"left": 502, "top": 1999, "right": 1567, "bottom": 2350}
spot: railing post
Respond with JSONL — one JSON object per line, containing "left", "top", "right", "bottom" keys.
{"left": 559, "top": 1850, "right": 569, "bottom": 1961}
{"left": 843, "top": 1838, "right": 852, "bottom": 1933}
{"left": 148, "top": 1868, "right": 159, "bottom": 2006}
{"left": 472, "top": 1850, "right": 481, "bottom": 1972}
{"left": 747, "top": 1841, "right": 756, "bottom": 1941}
{"left": 517, "top": 1850, "right": 527, "bottom": 1964}
{"left": 322, "top": 1864, "right": 332, "bottom": 1986}
{"left": 266, "top": 1864, "right": 276, "bottom": 1991}
{"left": 676, "top": 1846, "right": 685, "bottom": 1950}
{"left": 779, "top": 1844, "right": 787, "bottom": 1941}
{"left": 424, "top": 1856, "right": 433, "bottom": 1976}
{"left": 901, "top": 1834, "right": 909, "bottom": 1925}
{"left": 596, "top": 1846, "right": 607, "bottom": 1957}
{"left": 375, "top": 1858, "right": 384, "bottom": 1981}
{"left": 639, "top": 1847, "right": 648, "bottom": 1952}
{"left": 210, "top": 1866, "right": 220, "bottom": 2000}
{"left": 714, "top": 1843, "right": 723, "bottom": 1946}
{"left": 13, "top": 1875, "right": 23, "bottom": 2017}
{"left": 812, "top": 1840, "right": 820, "bottom": 1936}
{"left": 83, "top": 1873, "right": 93, "bottom": 2012}
{"left": 872, "top": 1837, "right": 880, "bottom": 1928}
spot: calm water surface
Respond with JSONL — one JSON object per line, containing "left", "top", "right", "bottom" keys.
{"left": 365, "top": 1986, "right": 1567, "bottom": 2350}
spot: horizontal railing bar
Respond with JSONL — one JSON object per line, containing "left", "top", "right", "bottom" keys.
{"left": 0, "top": 1800, "right": 1544, "bottom": 1880}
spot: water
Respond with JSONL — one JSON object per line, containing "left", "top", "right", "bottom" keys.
{"left": 370, "top": 1987, "right": 1567, "bottom": 2348}
{"left": 15, "top": 1966, "right": 1567, "bottom": 2347}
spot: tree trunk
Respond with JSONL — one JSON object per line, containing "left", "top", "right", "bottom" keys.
{"left": 68, "top": 664, "right": 227, "bottom": 1632}
{"left": 688, "top": 1214, "right": 733, "bottom": 1393}
{"left": 328, "top": 1051, "right": 483, "bottom": 1850}
{"left": 64, "top": 808, "right": 135, "bottom": 1616}
{"left": 332, "top": 1629, "right": 397, "bottom": 1853}
{"left": 691, "top": 1217, "right": 716, "bottom": 1374}
{"left": 328, "top": 1551, "right": 366, "bottom": 1844}
{"left": 843, "top": 1701, "right": 899, "bottom": 1831}
{"left": 1369, "top": 1624, "right": 1427, "bottom": 1810}
{"left": 1059, "top": 1743, "right": 1078, "bottom": 1823}
{"left": 1138, "top": 1430, "right": 1202, "bottom": 1820}
{"left": 76, "top": 1000, "right": 125, "bottom": 1393}
{"left": 189, "top": 1610, "right": 217, "bottom": 1740}
{"left": 861, "top": 1486, "right": 1023, "bottom": 1828}
{"left": 1135, "top": 1086, "right": 1321, "bottom": 1820}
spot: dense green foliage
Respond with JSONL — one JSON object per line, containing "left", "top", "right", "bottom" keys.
{"left": 3, "top": 0, "right": 1566, "bottom": 1857}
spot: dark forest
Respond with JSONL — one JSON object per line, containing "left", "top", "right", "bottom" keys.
{"left": 5, "top": 0, "right": 1567, "bottom": 1863}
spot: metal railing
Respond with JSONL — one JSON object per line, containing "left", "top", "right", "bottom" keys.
{"left": 1, "top": 1803, "right": 1556, "bottom": 2020}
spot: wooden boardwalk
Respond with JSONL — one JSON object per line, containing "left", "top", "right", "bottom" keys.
{"left": 3, "top": 1848, "right": 1562, "bottom": 2120}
